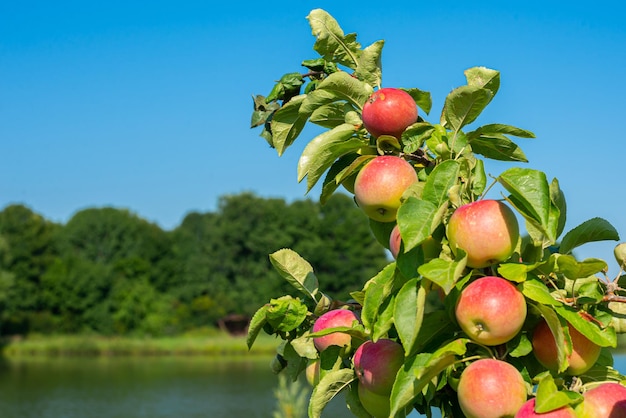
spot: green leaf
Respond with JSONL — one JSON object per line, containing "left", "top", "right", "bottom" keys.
{"left": 554, "top": 304, "right": 617, "bottom": 348}
{"left": 266, "top": 296, "right": 308, "bottom": 332}
{"left": 307, "top": 324, "right": 368, "bottom": 341}
{"left": 550, "top": 178, "right": 567, "bottom": 241}
{"left": 354, "top": 40, "right": 384, "bottom": 88}
{"left": 413, "top": 310, "right": 457, "bottom": 353}
{"left": 270, "top": 95, "right": 308, "bottom": 156}
{"left": 269, "top": 248, "right": 319, "bottom": 301}
{"left": 301, "top": 71, "right": 374, "bottom": 114}
{"left": 468, "top": 123, "right": 535, "bottom": 139}
{"left": 469, "top": 134, "right": 528, "bottom": 162}
{"left": 308, "top": 368, "right": 356, "bottom": 418}
{"left": 535, "top": 373, "right": 583, "bottom": 413}
{"left": 418, "top": 256, "right": 467, "bottom": 295}
{"left": 401, "top": 122, "right": 435, "bottom": 154}
{"left": 464, "top": 66, "right": 500, "bottom": 99}
{"left": 394, "top": 278, "right": 426, "bottom": 357}
{"left": 404, "top": 87, "right": 432, "bottom": 115}
{"left": 553, "top": 254, "right": 607, "bottom": 280}
{"left": 498, "top": 262, "right": 545, "bottom": 283}
{"left": 310, "top": 102, "right": 352, "bottom": 129}
{"left": 532, "top": 303, "right": 570, "bottom": 373}
{"left": 361, "top": 263, "right": 397, "bottom": 331}
{"left": 441, "top": 85, "right": 493, "bottom": 133}
{"left": 307, "top": 9, "right": 361, "bottom": 70}
{"left": 507, "top": 332, "right": 533, "bottom": 357}
{"left": 372, "top": 294, "right": 396, "bottom": 341}
{"left": 422, "top": 160, "right": 460, "bottom": 208}
{"left": 290, "top": 332, "right": 319, "bottom": 360}
{"left": 519, "top": 277, "right": 562, "bottom": 306}
{"left": 396, "top": 197, "right": 438, "bottom": 252}
{"left": 246, "top": 304, "right": 269, "bottom": 349}
{"left": 297, "top": 123, "right": 363, "bottom": 193}
{"left": 559, "top": 217, "right": 620, "bottom": 255}
{"left": 498, "top": 167, "right": 553, "bottom": 242}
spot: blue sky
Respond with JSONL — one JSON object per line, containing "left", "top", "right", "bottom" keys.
{"left": 1, "top": 1, "right": 626, "bottom": 271}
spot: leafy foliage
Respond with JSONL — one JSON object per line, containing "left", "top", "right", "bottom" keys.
{"left": 248, "top": 9, "right": 626, "bottom": 418}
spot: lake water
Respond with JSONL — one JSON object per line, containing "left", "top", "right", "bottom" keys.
{"left": 1, "top": 354, "right": 625, "bottom": 418}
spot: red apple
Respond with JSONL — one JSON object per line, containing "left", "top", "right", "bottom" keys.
{"left": 357, "top": 382, "right": 391, "bottom": 418}
{"left": 457, "top": 358, "right": 527, "bottom": 418}
{"left": 576, "top": 382, "right": 626, "bottom": 418}
{"left": 515, "top": 398, "right": 576, "bottom": 417}
{"left": 531, "top": 319, "right": 601, "bottom": 376}
{"left": 354, "top": 155, "right": 418, "bottom": 223}
{"left": 362, "top": 87, "right": 418, "bottom": 139}
{"left": 353, "top": 338, "right": 404, "bottom": 395}
{"left": 447, "top": 199, "right": 520, "bottom": 268}
{"left": 389, "top": 224, "right": 441, "bottom": 260}
{"left": 455, "top": 276, "right": 527, "bottom": 346}
{"left": 312, "top": 309, "right": 359, "bottom": 352}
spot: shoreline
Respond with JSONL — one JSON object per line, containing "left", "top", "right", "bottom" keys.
{"left": 0, "top": 331, "right": 279, "bottom": 358}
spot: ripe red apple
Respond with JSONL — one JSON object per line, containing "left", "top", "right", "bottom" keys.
{"left": 457, "top": 358, "right": 527, "bottom": 418}
{"left": 354, "top": 155, "right": 418, "bottom": 223}
{"left": 515, "top": 398, "right": 576, "bottom": 417}
{"left": 312, "top": 309, "right": 359, "bottom": 352}
{"left": 531, "top": 319, "right": 601, "bottom": 376}
{"left": 361, "top": 87, "right": 418, "bottom": 139}
{"left": 455, "top": 276, "right": 527, "bottom": 346}
{"left": 576, "top": 382, "right": 626, "bottom": 418}
{"left": 447, "top": 199, "right": 520, "bottom": 268}
{"left": 357, "top": 382, "right": 391, "bottom": 418}
{"left": 353, "top": 338, "right": 404, "bottom": 395}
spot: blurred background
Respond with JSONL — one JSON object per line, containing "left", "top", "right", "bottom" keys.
{"left": 1, "top": 1, "right": 625, "bottom": 417}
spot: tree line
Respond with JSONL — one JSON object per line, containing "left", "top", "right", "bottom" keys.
{"left": 0, "top": 192, "right": 389, "bottom": 336}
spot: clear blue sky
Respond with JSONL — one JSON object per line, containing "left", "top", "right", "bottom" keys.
{"left": 1, "top": 1, "right": 625, "bottom": 270}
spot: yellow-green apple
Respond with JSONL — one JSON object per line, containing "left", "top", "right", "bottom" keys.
{"left": 362, "top": 87, "right": 418, "bottom": 139}
{"left": 447, "top": 199, "right": 519, "bottom": 268}
{"left": 305, "top": 358, "right": 320, "bottom": 386}
{"left": 354, "top": 155, "right": 417, "bottom": 223}
{"left": 515, "top": 398, "right": 576, "bottom": 417}
{"left": 389, "top": 224, "right": 441, "bottom": 260}
{"left": 357, "top": 382, "right": 391, "bottom": 418}
{"left": 576, "top": 382, "right": 626, "bottom": 418}
{"left": 353, "top": 338, "right": 404, "bottom": 395}
{"left": 312, "top": 309, "right": 359, "bottom": 352}
{"left": 531, "top": 319, "right": 601, "bottom": 375}
{"left": 455, "top": 276, "right": 527, "bottom": 346}
{"left": 457, "top": 358, "right": 527, "bottom": 418}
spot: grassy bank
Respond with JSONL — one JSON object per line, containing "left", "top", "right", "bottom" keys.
{"left": 0, "top": 331, "right": 279, "bottom": 357}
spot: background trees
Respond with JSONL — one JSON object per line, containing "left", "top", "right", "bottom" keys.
{"left": 0, "top": 192, "right": 389, "bottom": 336}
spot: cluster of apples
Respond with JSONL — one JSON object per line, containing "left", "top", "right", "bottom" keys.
{"left": 306, "top": 87, "right": 626, "bottom": 417}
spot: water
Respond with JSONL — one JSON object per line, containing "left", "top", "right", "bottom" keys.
{"left": 1, "top": 355, "right": 625, "bottom": 418}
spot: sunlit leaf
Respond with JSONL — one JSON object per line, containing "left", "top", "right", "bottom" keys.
{"left": 559, "top": 217, "right": 620, "bottom": 255}
{"left": 269, "top": 248, "right": 319, "bottom": 301}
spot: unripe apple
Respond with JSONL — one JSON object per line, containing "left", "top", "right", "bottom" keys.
{"left": 389, "top": 224, "right": 441, "bottom": 260}
{"left": 458, "top": 358, "right": 527, "bottom": 418}
{"left": 312, "top": 309, "right": 359, "bottom": 352}
{"left": 305, "top": 358, "right": 320, "bottom": 386}
{"left": 455, "top": 276, "right": 527, "bottom": 346}
{"left": 357, "top": 382, "right": 390, "bottom": 418}
{"left": 515, "top": 398, "right": 576, "bottom": 417}
{"left": 576, "top": 382, "right": 626, "bottom": 418}
{"left": 447, "top": 199, "right": 520, "bottom": 268}
{"left": 354, "top": 155, "right": 418, "bottom": 223}
{"left": 361, "top": 87, "right": 418, "bottom": 139}
{"left": 614, "top": 242, "right": 626, "bottom": 269}
{"left": 531, "top": 319, "right": 601, "bottom": 376}
{"left": 353, "top": 338, "right": 404, "bottom": 395}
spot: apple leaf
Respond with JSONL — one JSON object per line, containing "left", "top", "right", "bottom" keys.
{"left": 404, "top": 87, "right": 432, "bottom": 115}
{"left": 531, "top": 303, "right": 570, "bottom": 374}
{"left": 354, "top": 39, "right": 384, "bottom": 88}
{"left": 534, "top": 373, "right": 582, "bottom": 413}
{"left": 519, "top": 276, "right": 562, "bottom": 306}
{"left": 422, "top": 160, "right": 460, "bottom": 209}
{"left": 307, "top": 9, "right": 360, "bottom": 70}
{"left": 441, "top": 84, "right": 493, "bottom": 133}
{"left": 266, "top": 296, "right": 308, "bottom": 332}
{"left": 307, "top": 324, "right": 368, "bottom": 340}
{"left": 498, "top": 262, "right": 546, "bottom": 283}
{"left": 290, "top": 332, "right": 319, "bottom": 360}
{"left": 552, "top": 254, "right": 607, "bottom": 280}
{"left": 246, "top": 304, "right": 269, "bottom": 350}
{"left": 270, "top": 94, "right": 309, "bottom": 156}
{"left": 269, "top": 248, "right": 320, "bottom": 301}
{"left": 464, "top": 66, "right": 500, "bottom": 99}
{"left": 559, "top": 217, "right": 620, "bottom": 255}
{"left": 394, "top": 278, "right": 426, "bottom": 357}
{"left": 401, "top": 122, "right": 435, "bottom": 154}
{"left": 467, "top": 123, "right": 535, "bottom": 139}
{"left": 554, "top": 304, "right": 617, "bottom": 348}
{"left": 361, "top": 263, "right": 397, "bottom": 331}
{"left": 498, "top": 167, "right": 553, "bottom": 242}
{"left": 344, "top": 382, "right": 373, "bottom": 418}
{"left": 412, "top": 310, "right": 457, "bottom": 354}
{"left": 396, "top": 197, "right": 438, "bottom": 252}
{"left": 297, "top": 123, "right": 364, "bottom": 193}
{"left": 418, "top": 255, "right": 467, "bottom": 295}
{"left": 308, "top": 368, "right": 356, "bottom": 418}
{"left": 309, "top": 102, "right": 352, "bottom": 129}
{"left": 301, "top": 71, "right": 374, "bottom": 114}
{"left": 372, "top": 293, "right": 396, "bottom": 341}
{"left": 468, "top": 134, "right": 528, "bottom": 162}
{"left": 550, "top": 178, "right": 567, "bottom": 241}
